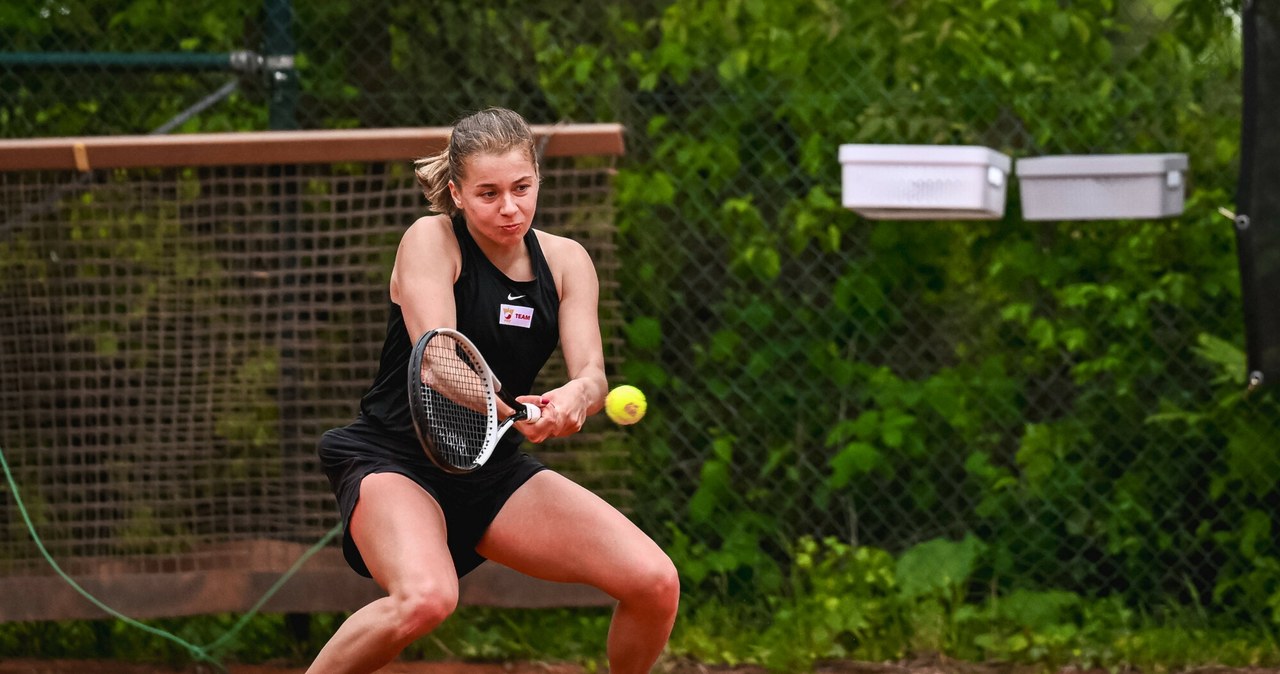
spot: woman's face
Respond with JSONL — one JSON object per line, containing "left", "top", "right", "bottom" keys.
{"left": 449, "top": 148, "right": 539, "bottom": 247}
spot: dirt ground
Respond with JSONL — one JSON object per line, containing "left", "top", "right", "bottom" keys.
{"left": 1, "top": 661, "right": 578, "bottom": 674}
{"left": 2, "top": 659, "right": 1279, "bottom": 674}
{"left": 0, "top": 658, "right": 954, "bottom": 674}
{"left": 3, "top": 661, "right": 1279, "bottom": 674}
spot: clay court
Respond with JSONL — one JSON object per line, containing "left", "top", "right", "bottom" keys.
{"left": 2, "top": 659, "right": 1279, "bottom": 674}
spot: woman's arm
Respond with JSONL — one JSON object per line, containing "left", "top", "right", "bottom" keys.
{"left": 526, "top": 233, "right": 608, "bottom": 441}
{"left": 390, "top": 215, "right": 460, "bottom": 342}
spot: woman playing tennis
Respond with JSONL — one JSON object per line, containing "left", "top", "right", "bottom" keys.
{"left": 312, "top": 107, "right": 679, "bottom": 673}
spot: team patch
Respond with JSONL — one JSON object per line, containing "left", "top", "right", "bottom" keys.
{"left": 499, "top": 303, "right": 534, "bottom": 328}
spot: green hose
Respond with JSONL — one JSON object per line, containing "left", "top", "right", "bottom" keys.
{"left": 0, "top": 445, "right": 341, "bottom": 672}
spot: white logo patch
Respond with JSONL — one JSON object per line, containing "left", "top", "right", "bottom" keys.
{"left": 499, "top": 303, "right": 534, "bottom": 328}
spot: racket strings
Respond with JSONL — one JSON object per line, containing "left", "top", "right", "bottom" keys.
{"left": 419, "top": 337, "right": 491, "bottom": 467}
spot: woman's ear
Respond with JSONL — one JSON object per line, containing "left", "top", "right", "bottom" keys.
{"left": 448, "top": 180, "right": 463, "bottom": 209}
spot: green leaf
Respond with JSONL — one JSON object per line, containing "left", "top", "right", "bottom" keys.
{"left": 689, "top": 459, "right": 732, "bottom": 523}
{"left": 895, "top": 535, "right": 985, "bottom": 600}
{"left": 623, "top": 316, "right": 663, "bottom": 351}
{"left": 828, "top": 442, "right": 880, "bottom": 488}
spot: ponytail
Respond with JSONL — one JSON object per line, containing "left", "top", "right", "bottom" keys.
{"left": 414, "top": 146, "right": 456, "bottom": 216}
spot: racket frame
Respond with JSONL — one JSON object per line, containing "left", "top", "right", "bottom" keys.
{"left": 407, "top": 328, "right": 539, "bottom": 474}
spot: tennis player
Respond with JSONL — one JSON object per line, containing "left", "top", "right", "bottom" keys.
{"left": 311, "top": 107, "right": 679, "bottom": 674}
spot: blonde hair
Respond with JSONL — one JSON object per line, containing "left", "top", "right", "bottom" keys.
{"left": 414, "top": 107, "right": 540, "bottom": 216}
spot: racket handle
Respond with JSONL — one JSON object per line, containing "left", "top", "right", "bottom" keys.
{"left": 522, "top": 402, "right": 541, "bottom": 422}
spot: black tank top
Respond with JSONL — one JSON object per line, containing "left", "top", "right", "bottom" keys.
{"left": 357, "top": 214, "right": 561, "bottom": 452}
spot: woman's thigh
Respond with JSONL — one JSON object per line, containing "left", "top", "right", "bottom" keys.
{"left": 351, "top": 472, "right": 458, "bottom": 593}
{"left": 476, "top": 471, "right": 673, "bottom": 597}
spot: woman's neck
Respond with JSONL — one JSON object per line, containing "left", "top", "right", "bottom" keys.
{"left": 467, "top": 223, "right": 533, "bottom": 281}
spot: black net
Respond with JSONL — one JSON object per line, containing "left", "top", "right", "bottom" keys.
{"left": 0, "top": 155, "right": 623, "bottom": 581}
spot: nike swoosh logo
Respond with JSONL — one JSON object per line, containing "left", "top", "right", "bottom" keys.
{"left": 507, "top": 293, "right": 526, "bottom": 301}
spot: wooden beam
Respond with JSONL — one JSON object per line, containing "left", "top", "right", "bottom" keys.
{"left": 0, "top": 547, "right": 612, "bottom": 622}
{"left": 0, "top": 124, "right": 626, "bottom": 172}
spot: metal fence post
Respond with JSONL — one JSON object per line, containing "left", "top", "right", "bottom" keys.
{"left": 264, "top": 0, "right": 298, "bottom": 131}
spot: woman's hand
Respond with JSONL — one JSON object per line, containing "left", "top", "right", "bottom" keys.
{"left": 514, "top": 383, "right": 591, "bottom": 443}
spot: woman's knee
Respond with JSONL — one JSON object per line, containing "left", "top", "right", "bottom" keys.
{"left": 390, "top": 581, "right": 458, "bottom": 641}
{"left": 620, "top": 553, "right": 681, "bottom": 615}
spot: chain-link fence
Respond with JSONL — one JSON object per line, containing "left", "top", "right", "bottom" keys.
{"left": 4, "top": 0, "right": 1277, "bottom": 625}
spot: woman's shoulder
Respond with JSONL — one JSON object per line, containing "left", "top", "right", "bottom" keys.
{"left": 389, "top": 214, "right": 461, "bottom": 301}
{"left": 393, "top": 214, "right": 460, "bottom": 272}
{"left": 533, "top": 229, "right": 597, "bottom": 293}
{"left": 404, "top": 213, "right": 455, "bottom": 244}
{"left": 397, "top": 214, "right": 459, "bottom": 257}
{"left": 533, "top": 228, "right": 590, "bottom": 262}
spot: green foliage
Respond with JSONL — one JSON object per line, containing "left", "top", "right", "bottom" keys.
{"left": 666, "top": 536, "right": 1280, "bottom": 672}
{"left": 3, "top": 544, "right": 1279, "bottom": 671}
{"left": 0, "top": 608, "right": 615, "bottom": 668}
{"left": 1147, "top": 334, "right": 1280, "bottom": 624}
{"left": 0, "top": 0, "right": 266, "bottom": 136}
{"left": 760, "top": 537, "right": 905, "bottom": 670}
{"left": 596, "top": 0, "right": 1256, "bottom": 627}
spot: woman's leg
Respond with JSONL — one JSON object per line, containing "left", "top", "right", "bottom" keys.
{"left": 477, "top": 471, "right": 680, "bottom": 674}
{"left": 307, "top": 472, "right": 460, "bottom": 674}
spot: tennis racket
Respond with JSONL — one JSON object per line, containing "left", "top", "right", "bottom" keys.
{"left": 407, "top": 328, "right": 541, "bottom": 474}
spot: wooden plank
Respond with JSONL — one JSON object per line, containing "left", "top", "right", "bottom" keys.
{"left": 0, "top": 124, "right": 626, "bottom": 172}
{"left": 0, "top": 546, "right": 612, "bottom": 622}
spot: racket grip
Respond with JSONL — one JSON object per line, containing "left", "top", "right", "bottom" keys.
{"left": 522, "top": 402, "right": 541, "bottom": 422}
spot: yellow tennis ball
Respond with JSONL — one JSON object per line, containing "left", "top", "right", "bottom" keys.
{"left": 605, "top": 385, "right": 647, "bottom": 425}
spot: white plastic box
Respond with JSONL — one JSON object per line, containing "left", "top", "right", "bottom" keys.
{"left": 838, "top": 144, "right": 1012, "bottom": 220}
{"left": 1015, "top": 153, "right": 1188, "bottom": 221}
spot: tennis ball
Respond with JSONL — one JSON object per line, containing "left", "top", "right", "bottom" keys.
{"left": 605, "top": 385, "right": 647, "bottom": 425}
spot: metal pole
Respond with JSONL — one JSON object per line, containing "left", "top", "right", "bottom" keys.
{"left": 263, "top": 0, "right": 298, "bottom": 131}
{"left": 0, "top": 51, "right": 261, "bottom": 71}
{"left": 262, "top": 0, "right": 305, "bottom": 559}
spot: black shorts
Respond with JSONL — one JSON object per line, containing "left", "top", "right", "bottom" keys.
{"left": 317, "top": 417, "right": 548, "bottom": 578}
